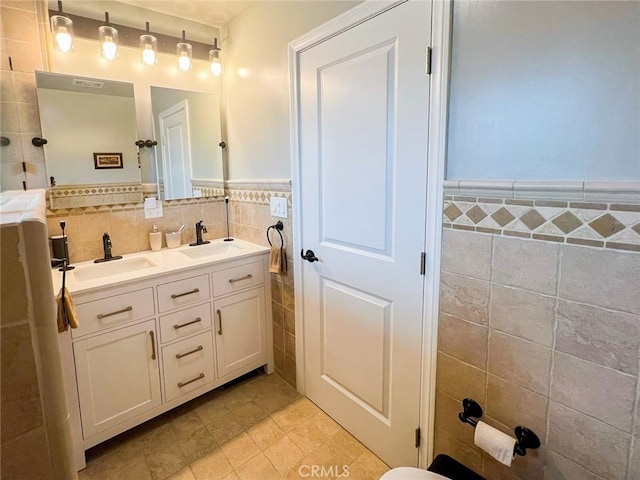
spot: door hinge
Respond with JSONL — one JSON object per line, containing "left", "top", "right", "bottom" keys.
{"left": 420, "top": 252, "right": 426, "bottom": 276}
{"left": 415, "top": 426, "right": 421, "bottom": 448}
{"left": 425, "top": 47, "right": 432, "bottom": 75}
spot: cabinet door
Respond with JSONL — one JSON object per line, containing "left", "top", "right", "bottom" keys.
{"left": 73, "top": 320, "right": 161, "bottom": 439}
{"left": 213, "top": 287, "right": 266, "bottom": 378}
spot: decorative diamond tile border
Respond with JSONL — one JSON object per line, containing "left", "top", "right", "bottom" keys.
{"left": 48, "top": 182, "right": 144, "bottom": 209}
{"left": 227, "top": 185, "right": 292, "bottom": 206}
{"left": 444, "top": 195, "right": 640, "bottom": 252}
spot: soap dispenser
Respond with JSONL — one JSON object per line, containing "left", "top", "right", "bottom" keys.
{"left": 149, "top": 225, "right": 162, "bottom": 252}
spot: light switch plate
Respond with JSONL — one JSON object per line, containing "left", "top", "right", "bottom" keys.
{"left": 144, "top": 201, "right": 163, "bottom": 219}
{"left": 270, "top": 196, "right": 288, "bottom": 218}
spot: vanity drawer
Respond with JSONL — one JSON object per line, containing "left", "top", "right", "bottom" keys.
{"left": 162, "top": 331, "right": 215, "bottom": 402}
{"left": 159, "top": 303, "right": 212, "bottom": 344}
{"left": 213, "top": 261, "right": 264, "bottom": 298}
{"left": 73, "top": 288, "right": 155, "bottom": 338}
{"left": 157, "top": 274, "right": 211, "bottom": 313}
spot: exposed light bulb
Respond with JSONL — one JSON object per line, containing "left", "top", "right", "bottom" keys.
{"left": 210, "top": 59, "right": 222, "bottom": 76}
{"left": 99, "top": 21, "right": 118, "bottom": 61}
{"left": 51, "top": 11, "right": 74, "bottom": 53}
{"left": 209, "top": 38, "right": 222, "bottom": 76}
{"left": 142, "top": 44, "right": 156, "bottom": 65}
{"left": 55, "top": 28, "right": 72, "bottom": 52}
{"left": 178, "top": 51, "right": 191, "bottom": 71}
{"left": 102, "top": 36, "right": 117, "bottom": 60}
{"left": 140, "top": 23, "right": 157, "bottom": 66}
{"left": 177, "top": 32, "right": 192, "bottom": 72}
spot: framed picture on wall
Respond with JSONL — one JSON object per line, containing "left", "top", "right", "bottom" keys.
{"left": 93, "top": 152, "right": 123, "bottom": 169}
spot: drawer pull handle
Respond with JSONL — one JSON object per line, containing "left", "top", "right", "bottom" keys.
{"left": 97, "top": 305, "right": 133, "bottom": 319}
{"left": 229, "top": 274, "right": 253, "bottom": 283}
{"left": 173, "top": 317, "right": 202, "bottom": 330}
{"left": 171, "top": 288, "right": 200, "bottom": 299}
{"left": 216, "top": 309, "right": 223, "bottom": 335}
{"left": 176, "top": 345, "right": 204, "bottom": 359}
{"left": 178, "top": 373, "right": 205, "bottom": 388}
{"left": 149, "top": 331, "right": 156, "bottom": 360}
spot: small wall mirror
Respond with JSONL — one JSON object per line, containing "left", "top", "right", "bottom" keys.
{"left": 150, "top": 86, "right": 224, "bottom": 201}
{"left": 36, "top": 71, "right": 142, "bottom": 208}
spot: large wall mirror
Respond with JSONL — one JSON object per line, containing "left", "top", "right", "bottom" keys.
{"left": 150, "top": 87, "right": 224, "bottom": 201}
{"left": 36, "top": 72, "right": 140, "bottom": 185}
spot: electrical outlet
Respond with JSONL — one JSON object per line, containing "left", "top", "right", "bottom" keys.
{"left": 144, "top": 201, "right": 163, "bottom": 219}
{"left": 270, "top": 196, "right": 288, "bottom": 218}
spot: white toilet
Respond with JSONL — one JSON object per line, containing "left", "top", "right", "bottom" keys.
{"left": 380, "top": 467, "right": 450, "bottom": 479}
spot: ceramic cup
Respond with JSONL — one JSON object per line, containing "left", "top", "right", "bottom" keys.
{"left": 166, "top": 232, "right": 182, "bottom": 249}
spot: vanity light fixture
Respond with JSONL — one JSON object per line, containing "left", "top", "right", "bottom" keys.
{"left": 209, "top": 38, "right": 222, "bottom": 76}
{"left": 140, "top": 22, "right": 158, "bottom": 66}
{"left": 98, "top": 12, "right": 119, "bottom": 60}
{"left": 177, "top": 31, "right": 193, "bottom": 71}
{"left": 50, "top": 1, "right": 74, "bottom": 53}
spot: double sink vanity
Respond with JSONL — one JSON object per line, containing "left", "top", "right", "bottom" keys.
{"left": 54, "top": 238, "right": 274, "bottom": 469}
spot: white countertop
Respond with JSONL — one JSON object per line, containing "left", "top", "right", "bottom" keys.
{"left": 52, "top": 238, "right": 269, "bottom": 296}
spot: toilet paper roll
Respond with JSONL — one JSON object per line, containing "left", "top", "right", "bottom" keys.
{"left": 474, "top": 421, "right": 517, "bottom": 467}
{"left": 144, "top": 197, "right": 157, "bottom": 209}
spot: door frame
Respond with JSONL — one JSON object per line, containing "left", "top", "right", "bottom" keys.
{"left": 288, "top": 0, "right": 453, "bottom": 467}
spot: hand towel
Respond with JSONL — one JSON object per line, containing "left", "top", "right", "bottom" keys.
{"left": 269, "top": 246, "right": 282, "bottom": 273}
{"left": 56, "top": 287, "right": 79, "bottom": 332}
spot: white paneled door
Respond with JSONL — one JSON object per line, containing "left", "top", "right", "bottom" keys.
{"left": 159, "top": 100, "right": 192, "bottom": 199}
{"left": 297, "top": 0, "right": 432, "bottom": 467}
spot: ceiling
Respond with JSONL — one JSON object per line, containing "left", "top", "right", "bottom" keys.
{"left": 111, "top": 0, "right": 252, "bottom": 28}
{"left": 48, "top": 0, "right": 256, "bottom": 41}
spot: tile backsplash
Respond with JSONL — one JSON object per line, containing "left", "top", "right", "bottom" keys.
{"left": 46, "top": 197, "right": 225, "bottom": 263}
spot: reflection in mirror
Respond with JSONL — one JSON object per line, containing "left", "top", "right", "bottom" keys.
{"left": 36, "top": 71, "right": 142, "bottom": 208}
{"left": 150, "top": 87, "right": 224, "bottom": 201}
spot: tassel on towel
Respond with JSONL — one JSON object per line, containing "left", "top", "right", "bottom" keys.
{"left": 56, "top": 287, "right": 79, "bottom": 332}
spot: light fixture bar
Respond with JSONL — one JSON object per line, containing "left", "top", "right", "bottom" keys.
{"left": 48, "top": 10, "right": 213, "bottom": 61}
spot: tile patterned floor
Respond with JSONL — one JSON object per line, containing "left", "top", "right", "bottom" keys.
{"left": 78, "top": 372, "right": 390, "bottom": 480}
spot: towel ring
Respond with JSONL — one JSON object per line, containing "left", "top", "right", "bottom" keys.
{"left": 267, "top": 221, "right": 284, "bottom": 247}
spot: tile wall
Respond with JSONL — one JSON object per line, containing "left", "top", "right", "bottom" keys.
{"left": 434, "top": 195, "right": 640, "bottom": 480}
{"left": 1, "top": 3, "right": 57, "bottom": 478}
{"left": 0, "top": 0, "right": 48, "bottom": 191}
{"left": 226, "top": 184, "right": 297, "bottom": 387}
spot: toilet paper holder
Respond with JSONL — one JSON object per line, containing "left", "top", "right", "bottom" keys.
{"left": 458, "top": 398, "right": 541, "bottom": 457}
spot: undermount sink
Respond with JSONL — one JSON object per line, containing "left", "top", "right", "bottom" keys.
{"left": 73, "top": 257, "right": 156, "bottom": 282}
{"left": 180, "top": 241, "right": 243, "bottom": 259}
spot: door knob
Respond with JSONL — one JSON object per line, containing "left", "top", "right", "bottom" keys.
{"left": 301, "top": 249, "right": 319, "bottom": 263}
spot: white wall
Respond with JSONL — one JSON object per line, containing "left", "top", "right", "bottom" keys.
{"left": 223, "top": 1, "right": 358, "bottom": 181}
{"left": 447, "top": 0, "right": 640, "bottom": 181}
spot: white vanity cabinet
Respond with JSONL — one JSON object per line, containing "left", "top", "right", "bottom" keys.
{"left": 59, "top": 246, "right": 273, "bottom": 470}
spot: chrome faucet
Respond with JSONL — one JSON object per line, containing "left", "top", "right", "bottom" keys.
{"left": 189, "top": 220, "right": 211, "bottom": 246}
{"left": 94, "top": 232, "right": 123, "bottom": 263}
